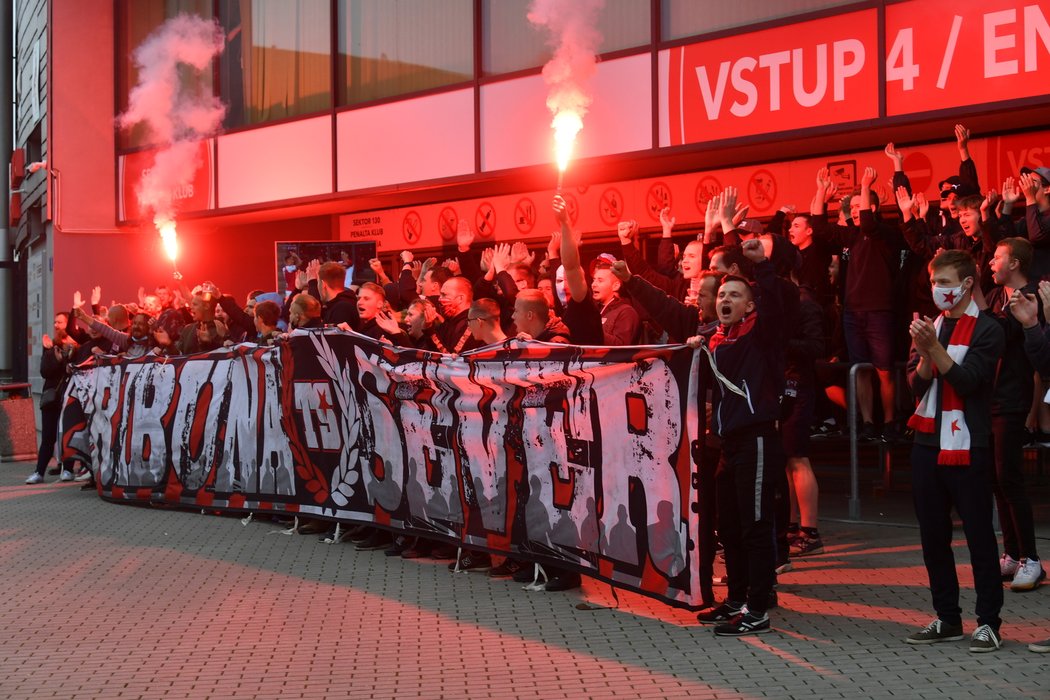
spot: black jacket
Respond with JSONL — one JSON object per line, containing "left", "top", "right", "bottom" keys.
{"left": 323, "top": 288, "right": 361, "bottom": 329}
{"left": 626, "top": 260, "right": 785, "bottom": 436}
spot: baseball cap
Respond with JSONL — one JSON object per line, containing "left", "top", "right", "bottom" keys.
{"left": 938, "top": 176, "right": 980, "bottom": 199}
{"left": 736, "top": 219, "right": 764, "bottom": 236}
{"left": 1021, "top": 166, "right": 1050, "bottom": 187}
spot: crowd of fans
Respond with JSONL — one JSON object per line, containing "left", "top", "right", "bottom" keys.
{"left": 26, "top": 124, "right": 1050, "bottom": 650}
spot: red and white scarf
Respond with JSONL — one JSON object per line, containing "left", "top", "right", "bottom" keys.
{"left": 906, "top": 299, "right": 979, "bottom": 466}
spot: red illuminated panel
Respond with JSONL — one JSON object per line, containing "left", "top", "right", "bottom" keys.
{"left": 664, "top": 9, "right": 879, "bottom": 145}
{"left": 886, "top": 0, "right": 1050, "bottom": 116}
{"left": 118, "top": 140, "right": 215, "bottom": 223}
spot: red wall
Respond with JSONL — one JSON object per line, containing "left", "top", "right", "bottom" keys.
{"left": 53, "top": 216, "right": 336, "bottom": 312}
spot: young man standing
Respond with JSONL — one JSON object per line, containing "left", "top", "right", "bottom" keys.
{"left": 905, "top": 250, "right": 1005, "bottom": 653}
{"left": 985, "top": 238, "right": 1045, "bottom": 591}
{"left": 614, "top": 239, "right": 785, "bottom": 635}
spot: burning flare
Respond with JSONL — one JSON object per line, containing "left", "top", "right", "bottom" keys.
{"left": 528, "top": 0, "right": 603, "bottom": 186}
{"left": 159, "top": 219, "right": 178, "bottom": 263}
{"left": 554, "top": 111, "right": 583, "bottom": 173}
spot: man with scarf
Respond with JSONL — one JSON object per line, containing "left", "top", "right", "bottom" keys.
{"left": 905, "top": 249, "right": 1005, "bottom": 653}
{"left": 613, "top": 238, "right": 784, "bottom": 636}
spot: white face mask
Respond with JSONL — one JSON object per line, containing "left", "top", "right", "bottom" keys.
{"left": 285, "top": 264, "right": 297, "bottom": 273}
{"left": 932, "top": 284, "right": 965, "bottom": 311}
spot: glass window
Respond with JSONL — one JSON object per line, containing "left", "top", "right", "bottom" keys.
{"left": 482, "top": 0, "right": 650, "bottom": 76}
{"left": 338, "top": 0, "right": 474, "bottom": 106}
{"left": 662, "top": 0, "right": 858, "bottom": 41}
{"left": 117, "top": 0, "right": 213, "bottom": 150}
{"left": 219, "top": 0, "right": 333, "bottom": 128}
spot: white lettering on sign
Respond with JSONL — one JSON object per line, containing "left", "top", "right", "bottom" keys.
{"left": 986, "top": 9, "right": 1019, "bottom": 78}
{"left": 1007, "top": 145, "right": 1049, "bottom": 172}
{"left": 983, "top": 6, "right": 1050, "bottom": 78}
{"left": 694, "top": 39, "right": 865, "bottom": 119}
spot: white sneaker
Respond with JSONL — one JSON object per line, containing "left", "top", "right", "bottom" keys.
{"left": 73, "top": 470, "right": 93, "bottom": 482}
{"left": 24, "top": 473, "right": 43, "bottom": 484}
{"left": 59, "top": 469, "right": 74, "bottom": 482}
{"left": 1000, "top": 553, "right": 1020, "bottom": 580}
{"left": 1011, "top": 558, "right": 1046, "bottom": 591}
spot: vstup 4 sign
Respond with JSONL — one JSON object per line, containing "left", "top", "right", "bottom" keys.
{"left": 661, "top": 10, "right": 879, "bottom": 146}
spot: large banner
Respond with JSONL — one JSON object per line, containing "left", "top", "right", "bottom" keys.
{"left": 60, "top": 330, "right": 706, "bottom": 608}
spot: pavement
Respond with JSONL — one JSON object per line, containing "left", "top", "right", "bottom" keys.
{"left": 1, "top": 458, "right": 1048, "bottom": 700}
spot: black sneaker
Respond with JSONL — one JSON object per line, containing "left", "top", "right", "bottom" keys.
{"left": 791, "top": 535, "right": 825, "bottom": 557}
{"left": 489, "top": 558, "right": 527, "bottom": 578}
{"left": 385, "top": 535, "right": 411, "bottom": 556}
{"left": 882, "top": 421, "right": 907, "bottom": 443}
{"left": 905, "top": 618, "right": 964, "bottom": 645}
{"left": 544, "top": 572, "right": 582, "bottom": 592}
{"left": 857, "top": 422, "right": 878, "bottom": 441}
{"left": 513, "top": 564, "right": 538, "bottom": 583}
{"left": 355, "top": 531, "right": 391, "bottom": 551}
{"left": 696, "top": 601, "right": 744, "bottom": 625}
{"left": 714, "top": 611, "right": 771, "bottom": 636}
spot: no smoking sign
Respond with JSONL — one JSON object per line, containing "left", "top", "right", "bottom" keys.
{"left": 646, "top": 182, "right": 672, "bottom": 221}
{"left": 475, "top": 201, "right": 496, "bottom": 238}
{"left": 403, "top": 210, "right": 422, "bottom": 245}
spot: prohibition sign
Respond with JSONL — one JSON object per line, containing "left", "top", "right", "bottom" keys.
{"left": 646, "top": 181, "right": 672, "bottom": 221}
{"left": 438, "top": 206, "right": 458, "bottom": 241}
{"left": 402, "top": 210, "right": 422, "bottom": 245}
{"left": 475, "top": 201, "right": 496, "bottom": 238}
{"left": 695, "top": 176, "right": 722, "bottom": 213}
{"left": 747, "top": 169, "right": 777, "bottom": 213}
{"left": 514, "top": 197, "right": 536, "bottom": 235}
{"left": 599, "top": 187, "right": 623, "bottom": 226}
{"left": 562, "top": 192, "right": 580, "bottom": 226}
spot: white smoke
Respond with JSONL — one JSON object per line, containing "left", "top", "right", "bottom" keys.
{"left": 118, "top": 14, "right": 225, "bottom": 230}
{"left": 527, "top": 0, "right": 604, "bottom": 160}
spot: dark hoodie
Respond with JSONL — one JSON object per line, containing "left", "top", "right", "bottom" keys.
{"left": 323, "top": 288, "right": 361, "bottom": 330}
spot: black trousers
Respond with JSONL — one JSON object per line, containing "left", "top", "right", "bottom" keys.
{"left": 697, "top": 443, "right": 719, "bottom": 607}
{"left": 990, "top": 413, "right": 1039, "bottom": 560}
{"left": 34, "top": 403, "right": 74, "bottom": 477}
{"left": 911, "top": 444, "right": 1002, "bottom": 630}
{"left": 717, "top": 422, "right": 782, "bottom": 614}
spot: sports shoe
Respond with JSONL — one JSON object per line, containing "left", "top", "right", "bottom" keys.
{"left": 697, "top": 600, "right": 744, "bottom": 625}
{"left": 791, "top": 535, "right": 825, "bottom": 557}
{"left": 544, "top": 572, "right": 581, "bottom": 592}
{"left": 512, "top": 564, "right": 537, "bottom": 583}
{"left": 74, "top": 469, "right": 93, "bottom": 482}
{"left": 969, "top": 624, "right": 1002, "bottom": 653}
{"left": 1010, "top": 558, "right": 1046, "bottom": 591}
{"left": 714, "top": 611, "right": 771, "bottom": 636}
{"left": 489, "top": 558, "right": 527, "bottom": 578}
{"left": 59, "top": 469, "right": 75, "bottom": 482}
{"left": 1028, "top": 637, "right": 1050, "bottom": 653}
{"left": 857, "top": 422, "right": 878, "bottom": 441}
{"left": 905, "top": 619, "right": 964, "bottom": 645}
{"left": 775, "top": 559, "right": 793, "bottom": 575}
{"left": 24, "top": 473, "right": 44, "bottom": 485}
{"left": 1000, "top": 553, "right": 1020, "bottom": 579}
{"left": 355, "top": 531, "right": 391, "bottom": 551}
